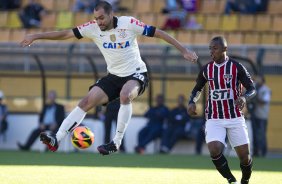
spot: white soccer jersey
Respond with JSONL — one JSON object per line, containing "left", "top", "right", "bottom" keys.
{"left": 75, "top": 16, "right": 152, "bottom": 77}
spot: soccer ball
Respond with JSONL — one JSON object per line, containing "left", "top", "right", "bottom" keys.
{"left": 71, "top": 126, "right": 94, "bottom": 149}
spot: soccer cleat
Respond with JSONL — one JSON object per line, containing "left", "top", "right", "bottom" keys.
{"left": 97, "top": 141, "right": 118, "bottom": 155}
{"left": 228, "top": 177, "right": 238, "bottom": 184}
{"left": 241, "top": 179, "right": 249, "bottom": 184}
{"left": 40, "top": 132, "right": 59, "bottom": 152}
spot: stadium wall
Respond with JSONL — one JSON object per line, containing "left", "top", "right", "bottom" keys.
{"left": 0, "top": 114, "right": 204, "bottom": 154}
{"left": 0, "top": 114, "right": 258, "bottom": 156}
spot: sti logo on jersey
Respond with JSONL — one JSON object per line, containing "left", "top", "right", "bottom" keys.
{"left": 103, "top": 41, "right": 130, "bottom": 49}
{"left": 224, "top": 74, "right": 232, "bottom": 83}
{"left": 211, "top": 89, "right": 234, "bottom": 100}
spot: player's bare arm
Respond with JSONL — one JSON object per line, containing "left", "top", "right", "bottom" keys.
{"left": 154, "top": 29, "right": 198, "bottom": 63}
{"left": 20, "top": 30, "right": 74, "bottom": 47}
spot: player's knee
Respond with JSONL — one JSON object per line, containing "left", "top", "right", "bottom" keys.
{"left": 119, "top": 91, "right": 131, "bottom": 104}
{"left": 208, "top": 144, "right": 222, "bottom": 157}
{"left": 208, "top": 142, "right": 223, "bottom": 157}
{"left": 209, "top": 149, "right": 222, "bottom": 157}
{"left": 78, "top": 96, "right": 93, "bottom": 111}
{"left": 238, "top": 153, "right": 251, "bottom": 164}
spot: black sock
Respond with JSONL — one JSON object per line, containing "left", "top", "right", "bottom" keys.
{"left": 240, "top": 159, "right": 253, "bottom": 184}
{"left": 211, "top": 153, "right": 236, "bottom": 183}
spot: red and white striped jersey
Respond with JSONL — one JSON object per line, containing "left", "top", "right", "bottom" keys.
{"left": 189, "top": 57, "right": 255, "bottom": 120}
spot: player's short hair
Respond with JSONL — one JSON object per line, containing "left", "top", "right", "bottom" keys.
{"left": 94, "top": 1, "right": 113, "bottom": 14}
{"left": 211, "top": 36, "right": 227, "bottom": 48}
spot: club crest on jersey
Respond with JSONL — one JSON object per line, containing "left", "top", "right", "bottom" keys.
{"left": 103, "top": 41, "right": 130, "bottom": 49}
{"left": 118, "top": 29, "right": 127, "bottom": 38}
{"left": 110, "top": 34, "right": 116, "bottom": 42}
{"left": 224, "top": 74, "right": 232, "bottom": 83}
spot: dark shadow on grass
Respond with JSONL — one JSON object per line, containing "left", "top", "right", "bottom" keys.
{"left": 0, "top": 150, "right": 281, "bottom": 172}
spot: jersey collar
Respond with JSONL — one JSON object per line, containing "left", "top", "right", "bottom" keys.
{"left": 214, "top": 56, "right": 229, "bottom": 67}
{"left": 113, "top": 16, "right": 118, "bottom": 29}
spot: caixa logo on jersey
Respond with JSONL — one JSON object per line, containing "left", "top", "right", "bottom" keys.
{"left": 211, "top": 89, "right": 233, "bottom": 100}
{"left": 103, "top": 41, "right": 130, "bottom": 49}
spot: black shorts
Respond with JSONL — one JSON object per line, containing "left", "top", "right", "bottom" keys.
{"left": 89, "top": 72, "right": 149, "bottom": 102}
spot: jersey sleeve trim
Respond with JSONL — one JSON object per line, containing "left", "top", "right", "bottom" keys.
{"left": 72, "top": 27, "right": 83, "bottom": 39}
{"left": 244, "top": 86, "right": 256, "bottom": 101}
{"left": 113, "top": 16, "right": 118, "bottom": 28}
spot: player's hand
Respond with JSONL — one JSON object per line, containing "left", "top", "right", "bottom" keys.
{"left": 20, "top": 34, "right": 35, "bottom": 47}
{"left": 187, "top": 103, "right": 197, "bottom": 116}
{"left": 235, "top": 96, "right": 246, "bottom": 111}
{"left": 183, "top": 49, "right": 198, "bottom": 63}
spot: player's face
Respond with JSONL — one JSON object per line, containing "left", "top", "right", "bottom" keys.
{"left": 209, "top": 41, "right": 226, "bottom": 64}
{"left": 94, "top": 8, "right": 113, "bottom": 31}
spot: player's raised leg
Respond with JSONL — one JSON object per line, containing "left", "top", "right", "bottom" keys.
{"left": 97, "top": 80, "right": 140, "bottom": 155}
{"left": 40, "top": 86, "right": 108, "bottom": 151}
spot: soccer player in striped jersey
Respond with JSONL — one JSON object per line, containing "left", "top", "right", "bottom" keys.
{"left": 187, "top": 36, "right": 256, "bottom": 184}
{"left": 20, "top": 1, "right": 198, "bottom": 155}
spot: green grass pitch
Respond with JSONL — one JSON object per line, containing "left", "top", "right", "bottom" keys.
{"left": 0, "top": 150, "right": 281, "bottom": 184}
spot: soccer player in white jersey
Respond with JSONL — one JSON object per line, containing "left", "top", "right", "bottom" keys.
{"left": 20, "top": 1, "right": 198, "bottom": 155}
{"left": 187, "top": 36, "right": 256, "bottom": 184}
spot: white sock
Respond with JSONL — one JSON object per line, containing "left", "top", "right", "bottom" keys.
{"left": 56, "top": 106, "right": 86, "bottom": 142}
{"left": 113, "top": 103, "right": 132, "bottom": 147}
